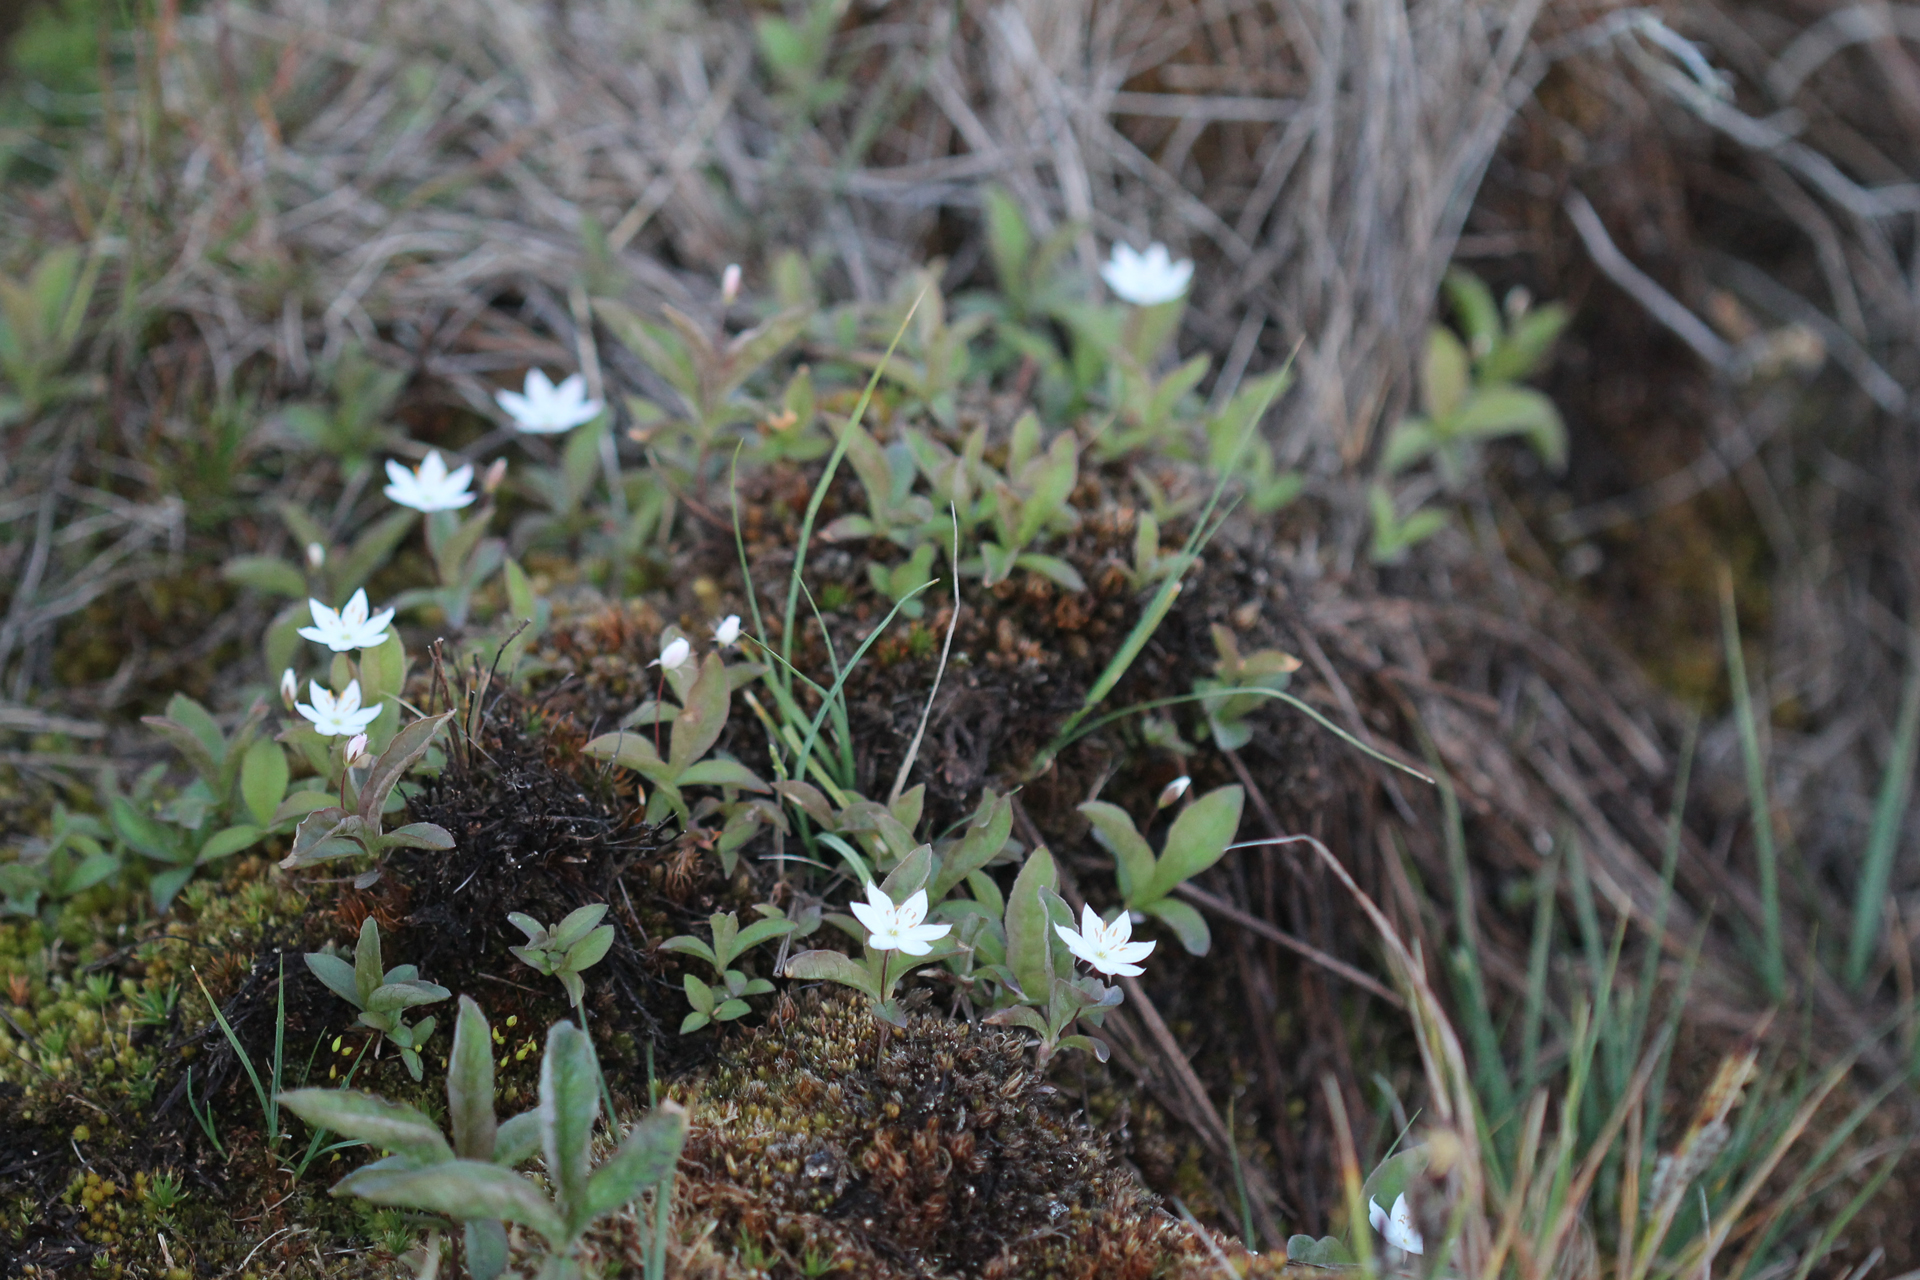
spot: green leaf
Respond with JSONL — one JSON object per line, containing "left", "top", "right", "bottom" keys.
{"left": 354, "top": 917, "right": 385, "bottom": 1006}
{"left": 682, "top": 974, "right": 715, "bottom": 1014}
{"left": 282, "top": 809, "right": 365, "bottom": 867}
{"left": 1145, "top": 898, "right": 1211, "bottom": 956}
{"left": 783, "top": 949, "right": 881, "bottom": 1000}
{"left": 931, "top": 794, "right": 1012, "bottom": 901}
{"left": 239, "top": 739, "right": 290, "bottom": 828}
{"left": 358, "top": 712, "right": 453, "bottom": 825}
{"left": 448, "top": 996, "right": 497, "bottom": 1161}
{"left": 1479, "top": 302, "right": 1568, "bottom": 384}
{"left": 880, "top": 844, "right": 934, "bottom": 902}
{"left": 1287, "top": 1234, "right": 1357, "bottom": 1266}
{"left": 676, "top": 759, "right": 769, "bottom": 791}
{"left": 1380, "top": 419, "right": 1437, "bottom": 477}
{"left": 277, "top": 1088, "right": 454, "bottom": 1166}
{"left": 729, "top": 916, "right": 799, "bottom": 960}
{"left": 539, "top": 1021, "right": 600, "bottom": 1232}
{"left": 1078, "top": 801, "right": 1155, "bottom": 906}
{"left": 111, "top": 797, "right": 182, "bottom": 863}
{"left": 332, "top": 1160, "right": 565, "bottom": 1243}
{"left": 984, "top": 1005, "right": 1048, "bottom": 1035}
{"left": 1451, "top": 386, "right": 1566, "bottom": 470}
{"left": 552, "top": 904, "right": 610, "bottom": 951}
{"left": 715, "top": 997, "right": 752, "bottom": 1021}
{"left": 149, "top": 866, "right": 194, "bottom": 914}
{"left": 660, "top": 936, "right": 718, "bottom": 968}
{"left": 1421, "top": 326, "right": 1470, "bottom": 419}
{"left": 167, "top": 694, "right": 227, "bottom": 766}
{"left": 680, "top": 1010, "right": 712, "bottom": 1034}
{"left": 465, "top": 1220, "right": 509, "bottom": 1280}
{"left": 1147, "top": 784, "right": 1243, "bottom": 902}
{"left": 1005, "top": 847, "right": 1058, "bottom": 1003}
{"left": 384, "top": 822, "right": 455, "bottom": 851}
{"left": 1012, "top": 553, "right": 1087, "bottom": 592}
{"left": 669, "top": 653, "right": 730, "bottom": 772}
{"left": 582, "top": 731, "right": 664, "bottom": 773}
{"left": 585, "top": 1106, "right": 688, "bottom": 1219}
{"left": 304, "top": 952, "right": 363, "bottom": 1007}
{"left": 223, "top": 555, "right": 308, "bottom": 598}
{"left": 1057, "top": 1034, "right": 1111, "bottom": 1062}
{"left": 196, "top": 824, "right": 264, "bottom": 866}
{"left": 983, "top": 186, "right": 1031, "bottom": 304}
{"left": 359, "top": 631, "right": 407, "bottom": 706}
{"left": 1443, "top": 268, "right": 1502, "bottom": 357}
{"left": 565, "top": 926, "right": 615, "bottom": 975}
{"left": 366, "top": 980, "right": 451, "bottom": 1014}
{"left": 493, "top": 1112, "right": 541, "bottom": 1168}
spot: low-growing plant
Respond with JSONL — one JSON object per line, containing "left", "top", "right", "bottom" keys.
{"left": 1078, "top": 783, "right": 1244, "bottom": 955}
{"left": 0, "top": 241, "right": 105, "bottom": 423}
{"left": 583, "top": 646, "right": 769, "bottom": 825}
{"left": 281, "top": 1012, "right": 688, "bottom": 1280}
{"left": 508, "top": 904, "right": 617, "bottom": 1014}
{"left": 1193, "top": 625, "right": 1304, "bottom": 751}
{"left": 0, "top": 803, "right": 119, "bottom": 921}
{"left": 280, "top": 710, "right": 455, "bottom": 873}
{"left": 109, "top": 694, "right": 305, "bottom": 911}
{"left": 975, "top": 848, "right": 1125, "bottom": 1063}
{"left": 1373, "top": 268, "right": 1569, "bottom": 562}
{"left": 662, "top": 909, "right": 798, "bottom": 1033}
{"left": 304, "top": 916, "right": 450, "bottom": 1081}
{"left": 783, "top": 846, "right": 956, "bottom": 1028}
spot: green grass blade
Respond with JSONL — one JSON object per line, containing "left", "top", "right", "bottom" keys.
{"left": 792, "top": 581, "right": 935, "bottom": 794}
{"left": 1720, "top": 573, "right": 1784, "bottom": 998}
{"left": 1846, "top": 636, "right": 1920, "bottom": 988}
{"left": 1519, "top": 832, "right": 1560, "bottom": 1102}
{"left": 781, "top": 291, "right": 924, "bottom": 685}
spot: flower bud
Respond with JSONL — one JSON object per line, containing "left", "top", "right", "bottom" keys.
{"left": 280, "top": 668, "right": 299, "bottom": 710}
{"left": 1156, "top": 775, "right": 1191, "bottom": 809}
{"left": 482, "top": 457, "right": 509, "bottom": 495}
{"left": 720, "top": 263, "right": 742, "bottom": 305}
{"left": 344, "top": 733, "right": 371, "bottom": 769}
{"left": 306, "top": 542, "right": 326, "bottom": 570}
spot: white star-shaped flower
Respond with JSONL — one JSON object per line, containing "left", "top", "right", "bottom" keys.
{"left": 1055, "top": 904, "right": 1156, "bottom": 977}
{"left": 298, "top": 588, "right": 395, "bottom": 653}
{"left": 384, "top": 450, "right": 477, "bottom": 512}
{"left": 650, "top": 637, "right": 693, "bottom": 672}
{"left": 849, "top": 882, "right": 951, "bottom": 955}
{"left": 495, "top": 370, "right": 603, "bottom": 435}
{"left": 712, "top": 615, "right": 742, "bottom": 648}
{"left": 1369, "top": 1193, "right": 1424, "bottom": 1256}
{"left": 1099, "top": 242, "right": 1193, "bottom": 306}
{"left": 295, "top": 680, "right": 382, "bottom": 738}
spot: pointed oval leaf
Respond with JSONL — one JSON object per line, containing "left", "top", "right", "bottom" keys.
{"left": 783, "top": 949, "right": 880, "bottom": 999}
{"left": 538, "top": 1021, "right": 600, "bottom": 1230}
{"left": 1147, "top": 785, "right": 1243, "bottom": 902}
{"left": 1005, "top": 847, "right": 1058, "bottom": 1003}
{"left": 240, "top": 738, "right": 291, "bottom": 828}
{"left": 1078, "top": 801, "right": 1155, "bottom": 906}
{"left": 448, "top": 996, "right": 497, "bottom": 1161}
{"left": 585, "top": 1105, "right": 688, "bottom": 1219}
{"left": 304, "top": 952, "right": 363, "bottom": 1008}
{"left": 1146, "top": 897, "right": 1212, "bottom": 956}
{"left": 332, "top": 1161, "right": 564, "bottom": 1243}
{"left": 669, "top": 653, "right": 731, "bottom": 772}
{"left": 276, "top": 1088, "right": 453, "bottom": 1166}
{"left": 564, "top": 925, "right": 615, "bottom": 975}
{"left": 358, "top": 711, "right": 453, "bottom": 825}
{"left": 493, "top": 1111, "right": 542, "bottom": 1168}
